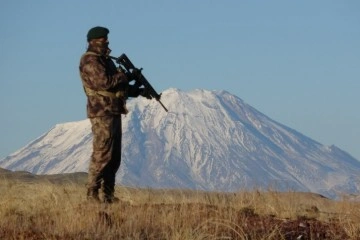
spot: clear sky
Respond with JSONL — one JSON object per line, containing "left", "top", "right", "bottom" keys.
{"left": 1, "top": 1, "right": 359, "bottom": 160}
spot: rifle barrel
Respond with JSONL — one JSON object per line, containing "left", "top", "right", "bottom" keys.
{"left": 158, "top": 100, "right": 168, "bottom": 112}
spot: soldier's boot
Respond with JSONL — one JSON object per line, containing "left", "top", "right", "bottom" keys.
{"left": 103, "top": 195, "right": 120, "bottom": 204}
{"left": 87, "top": 188, "right": 101, "bottom": 203}
{"left": 103, "top": 186, "right": 120, "bottom": 204}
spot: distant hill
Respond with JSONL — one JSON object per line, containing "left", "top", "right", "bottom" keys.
{"left": 0, "top": 167, "right": 87, "bottom": 185}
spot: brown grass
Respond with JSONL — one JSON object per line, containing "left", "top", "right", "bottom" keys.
{"left": 0, "top": 179, "right": 359, "bottom": 240}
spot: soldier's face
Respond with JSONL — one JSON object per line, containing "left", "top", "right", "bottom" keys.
{"left": 94, "top": 37, "right": 108, "bottom": 47}
{"left": 91, "top": 37, "right": 108, "bottom": 46}
{"left": 98, "top": 37, "right": 108, "bottom": 44}
{"left": 90, "top": 37, "right": 109, "bottom": 54}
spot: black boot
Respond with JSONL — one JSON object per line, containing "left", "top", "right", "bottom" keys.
{"left": 103, "top": 185, "right": 119, "bottom": 204}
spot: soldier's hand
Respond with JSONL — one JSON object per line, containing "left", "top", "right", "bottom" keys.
{"left": 125, "top": 68, "right": 141, "bottom": 81}
{"left": 131, "top": 68, "right": 142, "bottom": 79}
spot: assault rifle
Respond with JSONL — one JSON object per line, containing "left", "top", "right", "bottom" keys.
{"left": 109, "top": 54, "right": 168, "bottom": 112}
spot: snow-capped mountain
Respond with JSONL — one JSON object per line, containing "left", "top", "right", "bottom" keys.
{"left": 1, "top": 88, "right": 359, "bottom": 198}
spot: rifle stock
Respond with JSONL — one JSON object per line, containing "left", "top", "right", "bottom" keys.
{"left": 109, "top": 54, "right": 168, "bottom": 112}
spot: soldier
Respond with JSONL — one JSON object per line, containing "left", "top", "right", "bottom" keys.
{"left": 79, "top": 26, "right": 150, "bottom": 203}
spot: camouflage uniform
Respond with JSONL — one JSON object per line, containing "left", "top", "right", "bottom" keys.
{"left": 79, "top": 28, "right": 140, "bottom": 203}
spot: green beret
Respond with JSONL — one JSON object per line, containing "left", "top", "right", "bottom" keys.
{"left": 87, "top": 26, "right": 109, "bottom": 41}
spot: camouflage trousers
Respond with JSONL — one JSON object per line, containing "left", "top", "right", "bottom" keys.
{"left": 87, "top": 115, "right": 122, "bottom": 199}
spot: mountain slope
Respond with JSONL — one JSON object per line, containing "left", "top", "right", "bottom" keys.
{"left": 1, "top": 88, "right": 359, "bottom": 198}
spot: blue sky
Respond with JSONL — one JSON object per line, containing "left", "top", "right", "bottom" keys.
{"left": 1, "top": 0, "right": 359, "bottom": 160}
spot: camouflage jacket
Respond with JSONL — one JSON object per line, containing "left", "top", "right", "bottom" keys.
{"left": 79, "top": 48, "right": 130, "bottom": 117}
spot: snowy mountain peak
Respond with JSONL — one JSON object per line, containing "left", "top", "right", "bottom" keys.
{"left": 1, "top": 88, "right": 359, "bottom": 198}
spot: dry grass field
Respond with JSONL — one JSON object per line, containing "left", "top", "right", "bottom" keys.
{"left": 0, "top": 170, "right": 359, "bottom": 239}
